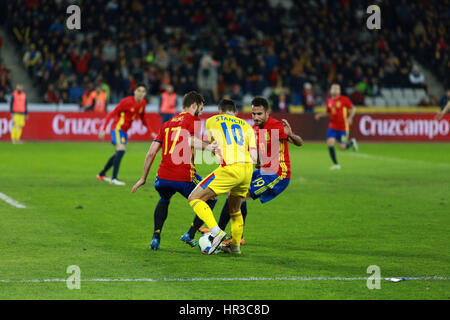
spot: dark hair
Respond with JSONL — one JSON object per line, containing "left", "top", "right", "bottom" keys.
{"left": 135, "top": 82, "right": 147, "bottom": 90}
{"left": 218, "top": 99, "right": 236, "bottom": 113}
{"left": 182, "top": 91, "right": 205, "bottom": 108}
{"left": 251, "top": 96, "right": 269, "bottom": 111}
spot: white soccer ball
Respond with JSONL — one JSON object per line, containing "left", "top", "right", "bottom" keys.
{"left": 198, "top": 232, "right": 213, "bottom": 254}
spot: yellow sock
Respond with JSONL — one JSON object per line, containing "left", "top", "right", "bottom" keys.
{"left": 230, "top": 211, "right": 244, "bottom": 247}
{"left": 189, "top": 199, "right": 218, "bottom": 229}
{"left": 16, "top": 126, "right": 23, "bottom": 140}
{"left": 11, "top": 126, "right": 17, "bottom": 141}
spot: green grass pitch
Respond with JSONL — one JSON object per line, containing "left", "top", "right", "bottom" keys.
{"left": 0, "top": 141, "right": 449, "bottom": 299}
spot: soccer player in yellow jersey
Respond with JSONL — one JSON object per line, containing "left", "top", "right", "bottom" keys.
{"left": 188, "top": 99, "right": 257, "bottom": 255}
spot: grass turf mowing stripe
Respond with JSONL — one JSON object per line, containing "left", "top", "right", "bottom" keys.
{"left": 0, "top": 192, "right": 27, "bottom": 208}
{"left": 1, "top": 276, "right": 449, "bottom": 283}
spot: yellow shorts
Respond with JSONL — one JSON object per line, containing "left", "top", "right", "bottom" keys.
{"left": 199, "top": 163, "right": 253, "bottom": 198}
{"left": 13, "top": 113, "right": 26, "bottom": 127}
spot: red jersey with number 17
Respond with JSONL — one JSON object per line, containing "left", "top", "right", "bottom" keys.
{"left": 154, "top": 112, "right": 200, "bottom": 182}
{"left": 326, "top": 95, "right": 353, "bottom": 131}
{"left": 253, "top": 117, "right": 291, "bottom": 179}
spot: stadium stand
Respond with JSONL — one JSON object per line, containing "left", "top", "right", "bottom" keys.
{"left": 0, "top": 0, "right": 448, "bottom": 108}
{"left": 0, "top": 35, "right": 12, "bottom": 103}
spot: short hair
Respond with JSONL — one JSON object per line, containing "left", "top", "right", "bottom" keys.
{"left": 251, "top": 96, "right": 269, "bottom": 111}
{"left": 182, "top": 91, "right": 205, "bottom": 109}
{"left": 218, "top": 99, "right": 236, "bottom": 113}
{"left": 135, "top": 82, "right": 147, "bottom": 90}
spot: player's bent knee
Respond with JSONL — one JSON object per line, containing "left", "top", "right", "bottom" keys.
{"left": 116, "top": 144, "right": 126, "bottom": 151}
{"left": 159, "top": 198, "right": 170, "bottom": 204}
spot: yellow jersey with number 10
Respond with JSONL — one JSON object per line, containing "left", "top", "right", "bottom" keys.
{"left": 205, "top": 113, "right": 256, "bottom": 166}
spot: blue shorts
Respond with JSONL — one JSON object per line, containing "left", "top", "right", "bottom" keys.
{"left": 326, "top": 128, "right": 348, "bottom": 144}
{"left": 111, "top": 129, "right": 127, "bottom": 145}
{"left": 154, "top": 174, "right": 202, "bottom": 201}
{"left": 248, "top": 169, "right": 290, "bottom": 204}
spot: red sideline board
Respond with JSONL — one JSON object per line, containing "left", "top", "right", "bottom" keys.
{"left": 0, "top": 112, "right": 253, "bottom": 142}
{"left": 0, "top": 112, "right": 449, "bottom": 141}
{"left": 352, "top": 114, "right": 450, "bottom": 141}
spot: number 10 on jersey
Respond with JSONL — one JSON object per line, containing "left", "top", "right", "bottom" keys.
{"left": 221, "top": 122, "right": 244, "bottom": 146}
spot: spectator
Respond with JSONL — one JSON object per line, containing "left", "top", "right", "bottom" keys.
{"left": 80, "top": 85, "right": 93, "bottom": 110}
{"left": 159, "top": 84, "right": 177, "bottom": 123}
{"left": 270, "top": 87, "right": 291, "bottom": 113}
{"left": 102, "top": 39, "right": 117, "bottom": 63}
{"left": 418, "top": 94, "right": 437, "bottom": 107}
{"left": 71, "top": 49, "right": 91, "bottom": 76}
{"left": 56, "top": 73, "right": 69, "bottom": 97}
{"left": 302, "top": 82, "right": 315, "bottom": 113}
{"left": 110, "top": 69, "right": 124, "bottom": 103}
{"left": 0, "top": 89, "right": 6, "bottom": 102}
{"left": 229, "top": 84, "right": 243, "bottom": 110}
{"left": 409, "top": 65, "right": 426, "bottom": 89}
{"left": 87, "top": 85, "right": 107, "bottom": 113}
{"left": 154, "top": 46, "right": 170, "bottom": 70}
{"left": 68, "top": 81, "right": 84, "bottom": 103}
{"left": 369, "top": 77, "right": 381, "bottom": 97}
{"left": 197, "top": 52, "right": 219, "bottom": 103}
{"left": 349, "top": 86, "right": 365, "bottom": 106}
{"left": 22, "top": 43, "right": 41, "bottom": 74}
{"left": 45, "top": 84, "right": 59, "bottom": 104}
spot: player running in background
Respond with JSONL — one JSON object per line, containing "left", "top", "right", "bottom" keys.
{"left": 315, "top": 83, "right": 358, "bottom": 170}
{"left": 187, "top": 99, "right": 257, "bottom": 255}
{"left": 10, "top": 84, "right": 28, "bottom": 144}
{"left": 97, "top": 83, "right": 150, "bottom": 185}
{"left": 131, "top": 91, "right": 217, "bottom": 250}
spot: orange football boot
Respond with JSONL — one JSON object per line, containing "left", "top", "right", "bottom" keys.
{"left": 221, "top": 237, "right": 246, "bottom": 246}
{"left": 198, "top": 226, "right": 210, "bottom": 234}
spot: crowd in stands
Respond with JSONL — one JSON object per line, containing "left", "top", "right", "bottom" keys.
{"left": 1, "top": 0, "right": 449, "bottom": 109}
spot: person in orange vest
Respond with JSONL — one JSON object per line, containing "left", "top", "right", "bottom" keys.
{"left": 10, "top": 84, "right": 28, "bottom": 144}
{"left": 159, "top": 85, "right": 178, "bottom": 123}
{"left": 87, "top": 85, "right": 107, "bottom": 112}
{"left": 80, "top": 84, "right": 93, "bottom": 110}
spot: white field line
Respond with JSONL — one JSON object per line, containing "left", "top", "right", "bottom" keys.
{"left": 0, "top": 276, "right": 449, "bottom": 283}
{"left": 0, "top": 192, "right": 27, "bottom": 208}
{"left": 343, "top": 152, "right": 450, "bottom": 168}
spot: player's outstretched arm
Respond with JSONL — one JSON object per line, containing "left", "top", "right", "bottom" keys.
{"left": 282, "top": 119, "right": 304, "bottom": 146}
{"left": 249, "top": 147, "right": 258, "bottom": 165}
{"left": 99, "top": 101, "right": 125, "bottom": 140}
{"left": 131, "top": 141, "right": 162, "bottom": 193}
{"left": 347, "top": 107, "right": 356, "bottom": 126}
{"left": 314, "top": 112, "right": 328, "bottom": 121}
{"left": 436, "top": 101, "right": 450, "bottom": 120}
{"left": 189, "top": 136, "right": 216, "bottom": 153}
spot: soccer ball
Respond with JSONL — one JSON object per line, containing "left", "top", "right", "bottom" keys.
{"left": 198, "top": 232, "right": 213, "bottom": 254}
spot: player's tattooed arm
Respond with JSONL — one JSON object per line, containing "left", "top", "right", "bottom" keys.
{"left": 131, "top": 141, "right": 162, "bottom": 193}
{"left": 250, "top": 147, "right": 258, "bottom": 165}
{"left": 314, "top": 112, "right": 328, "bottom": 120}
{"left": 282, "top": 119, "right": 304, "bottom": 146}
{"left": 347, "top": 107, "right": 356, "bottom": 126}
{"left": 189, "top": 136, "right": 216, "bottom": 154}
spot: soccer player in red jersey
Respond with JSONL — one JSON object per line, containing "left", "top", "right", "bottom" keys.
{"left": 97, "top": 83, "right": 150, "bottom": 185}
{"left": 315, "top": 83, "right": 358, "bottom": 170}
{"left": 131, "top": 91, "right": 217, "bottom": 250}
